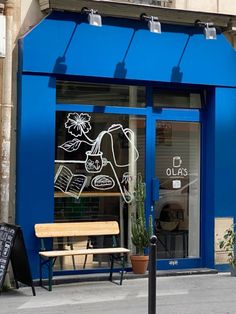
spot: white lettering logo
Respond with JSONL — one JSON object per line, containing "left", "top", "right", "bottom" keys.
{"left": 166, "top": 156, "right": 188, "bottom": 178}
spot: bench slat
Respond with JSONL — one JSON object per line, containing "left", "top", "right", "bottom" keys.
{"left": 39, "top": 247, "right": 130, "bottom": 257}
{"left": 35, "top": 221, "right": 119, "bottom": 238}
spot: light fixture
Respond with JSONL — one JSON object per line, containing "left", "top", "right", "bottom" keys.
{"left": 195, "top": 20, "right": 217, "bottom": 40}
{"left": 141, "top": 14, "right": 161, "bottom": 34}
{"left": 81, "top": 7, "right": 102, "bottom": 27}
{"left": 204, "top": 23, "right": 217, "bottom": 40}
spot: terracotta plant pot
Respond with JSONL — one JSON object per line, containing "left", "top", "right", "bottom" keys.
{"left": 130, "top": 255, "right": 149, "bottom": 274}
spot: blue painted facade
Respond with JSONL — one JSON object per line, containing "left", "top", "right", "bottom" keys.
{"left": 18, "top": 11, "right": 236, "bottom": 278}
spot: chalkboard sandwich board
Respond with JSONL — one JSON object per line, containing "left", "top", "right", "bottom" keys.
{"left": 0, "top": 223, "right": 35, "bottom": 296}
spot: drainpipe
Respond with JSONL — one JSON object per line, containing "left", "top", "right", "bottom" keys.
{"left": 0, "top": 0, "right": 14, "bottom": 288}
{"left": 0, "top": 0, "right": 14, "bottom": 225}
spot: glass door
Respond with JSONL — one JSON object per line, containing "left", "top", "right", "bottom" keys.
{"left": 154, "top": 121, "right": 201, "bottom": 261}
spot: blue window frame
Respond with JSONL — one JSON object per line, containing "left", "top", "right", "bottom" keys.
{"left": 56, "top": 83, "right": 202, "bottom": 270}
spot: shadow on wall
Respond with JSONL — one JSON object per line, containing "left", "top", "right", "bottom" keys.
{"left": 171, "top": 66, "right": 183, "bottom": 83}
{"left": 48, "top": 23, "right": 79, "bottom": 87}
{"left": 113, "top": 29, "right": 137, "bottom": 79}
{"left": 114, "top": 61, "right": 127, "bottom": 79}
{"left": 48, "top": 56, "right": 67, "bottom": 87}
{"left": 170, "top": 34, "right": 192, "bottom": 83}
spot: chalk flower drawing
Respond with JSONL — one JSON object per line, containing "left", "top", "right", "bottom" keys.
{"left": 65, "top": 112, "right": 91, "bottom": 137}
{"left": 59, "top": 113, "right": 94, "bottom": 152}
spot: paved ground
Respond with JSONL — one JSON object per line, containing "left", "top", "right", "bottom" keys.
{"left": 1, "top": 273, "right": 236, "bottom": 314}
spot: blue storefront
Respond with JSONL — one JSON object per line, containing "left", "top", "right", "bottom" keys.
{"left": 17, "top": 9, "right": 236, "bottom": 279}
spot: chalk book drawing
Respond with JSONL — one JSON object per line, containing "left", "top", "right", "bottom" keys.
{"left": 55, "top": 112, "right": 140, "bottom": 203}
{"left": 54, "top": 165, "right": 87, "bottom": 199}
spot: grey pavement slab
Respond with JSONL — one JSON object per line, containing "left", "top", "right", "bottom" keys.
{"left": 1, "top": 273, "right": 236, "bottom": 314}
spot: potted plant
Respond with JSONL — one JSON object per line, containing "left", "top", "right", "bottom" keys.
{"left": 219, "top": 225, "right": 236, "bottom": 276}
{"left": 130, "top": 173, "right": 153, "bottom": 274}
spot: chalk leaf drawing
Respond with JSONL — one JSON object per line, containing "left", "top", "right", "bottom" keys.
{"left": 120, "top": 172, "right": 134, "bottom": 203}
{"left": 91, "top": 175, "right": 115, "bottom": 190}
{"left": 122, "top": 172, "right": 133, "bottom": 184}
{"left": 54, "top": 165, "right": 87, "bottom": 199}
{"left": 57, "top": 113, "right": 140, "bottom": 203}
{"left": 59, "top": 138, "right": 82, "bottom": 152}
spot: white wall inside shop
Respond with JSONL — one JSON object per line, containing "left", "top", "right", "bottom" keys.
{"left": 215, "top": 217, "right": 234, "bottom": 264}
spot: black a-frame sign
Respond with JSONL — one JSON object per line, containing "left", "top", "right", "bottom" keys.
{"left": 0, "top": 223, "right": 35, "bottom": 296}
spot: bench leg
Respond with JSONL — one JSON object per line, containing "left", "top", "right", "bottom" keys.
{"left": 119, "top": 255, "right": 125, "bottom": 286}
{"left": 48, "top": 257, "right": 54, "bottom": 291}
{"left": 39, "top": 256, "right": 43, "bottom": 287}
{"left": 69, "top": 242, "right": 76, "bottom": 270}
{"left": 109, "top": 254, "right": 126, "bottom": 285}
{"left": 109, "top": 254, "right": 114, "bottom": 282}
{"left": 15, "top": 279, "right": 19, "bottom": 289}
{"left": 39, "top": 257, "right": 56, "bottom": 291}
{"left": 31, "top": 285, "right": 36, "bottom": 296}
{"left": 83, "top": 254, "right": 88, "bottom": 269}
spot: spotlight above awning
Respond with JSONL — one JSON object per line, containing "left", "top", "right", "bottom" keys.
{"left": 195, "top": 20, "right": 217, "bottom": 39}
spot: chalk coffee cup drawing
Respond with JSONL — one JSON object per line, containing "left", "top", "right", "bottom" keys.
{"left": 108, "top": 124, "right": 139, "bottom": 166}
{"left": 85, "top": 151, "right": 104, "bottom": 173}
{"left": 173, "top": 156, "right": 182, "bottom": 168}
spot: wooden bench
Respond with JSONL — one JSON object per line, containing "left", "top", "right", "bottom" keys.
{"left": 34, "top": 221, "right": 130, "bottom": 291}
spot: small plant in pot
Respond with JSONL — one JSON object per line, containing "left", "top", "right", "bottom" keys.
{"left": 219, "top": 225, "right": 236, "bottom": 276}
{"left": 130, "top": 173, "right": 153, "bottom": 274}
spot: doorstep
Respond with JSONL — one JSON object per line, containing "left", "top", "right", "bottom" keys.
{"left": 33, "top": 268, "right": 218, "bottom": 287}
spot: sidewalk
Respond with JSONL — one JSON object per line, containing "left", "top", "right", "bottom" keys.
{"left": 1, "top": 272, "right": 236, "bottom": 314}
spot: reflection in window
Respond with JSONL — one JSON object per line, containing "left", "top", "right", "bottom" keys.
{"left": 56, "top": 81, "right": 146, "bottom": 107}
{"left": 153, "top": 88, "right": 203, "bottom": 108}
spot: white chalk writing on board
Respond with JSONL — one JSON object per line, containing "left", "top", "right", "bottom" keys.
{"left": 0, "top": 225, "right": 16, "bottom": 285}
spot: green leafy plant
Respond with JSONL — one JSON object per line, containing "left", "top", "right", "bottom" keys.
{"left": 131, "top": 173, "right": 153, "bottom": 255}
{"left": 0, "top": 284, "right": 11, "bottom": 292}
{"left": 219, "top": 225, "right": 236, "bottom": 268}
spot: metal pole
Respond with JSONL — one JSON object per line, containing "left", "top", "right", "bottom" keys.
{"left": 148, "top": 235, "right": 157, "bottom": 314}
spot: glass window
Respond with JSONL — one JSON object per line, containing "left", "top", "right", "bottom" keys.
{"left": 153, "top": 88, "right": 203, "bottom": 108}
{"left": 155, "top": 121, "right": 200, "bottom": 259}
{"left": 56, "top": 81, "right": 146, "bottom": 107}
{"left": 54, "top": 111, "right": 145, "bottom": 270}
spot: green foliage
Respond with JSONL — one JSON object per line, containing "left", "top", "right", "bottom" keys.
{"left": 131, "top": 173, "right": 153, "bottom": 255}
{"left": 219, "top": 225, "right": 236, "bottom": 267}
{"left": 0, "top": 284, "right": 11, "bottom": 292}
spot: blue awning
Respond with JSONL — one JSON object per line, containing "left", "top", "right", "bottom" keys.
{"left": 20, "top": 11, "right": 236, "bottom": 87}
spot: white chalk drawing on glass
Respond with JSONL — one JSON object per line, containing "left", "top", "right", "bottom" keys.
{"left": 173, "top": 156, "right": 182, "bottom": 168}
{"left": 54, "top": 165, "right": 87, "bottom": 199}
{"left": 56, "top": 112, "right": 140, "bottom": 203}
{"left": 91, "top": 175, "right": 115, "bottom": 190}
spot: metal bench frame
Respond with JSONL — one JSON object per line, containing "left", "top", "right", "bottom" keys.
{"left": 35, "top": 221, "right": 130, "bottom": 291}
